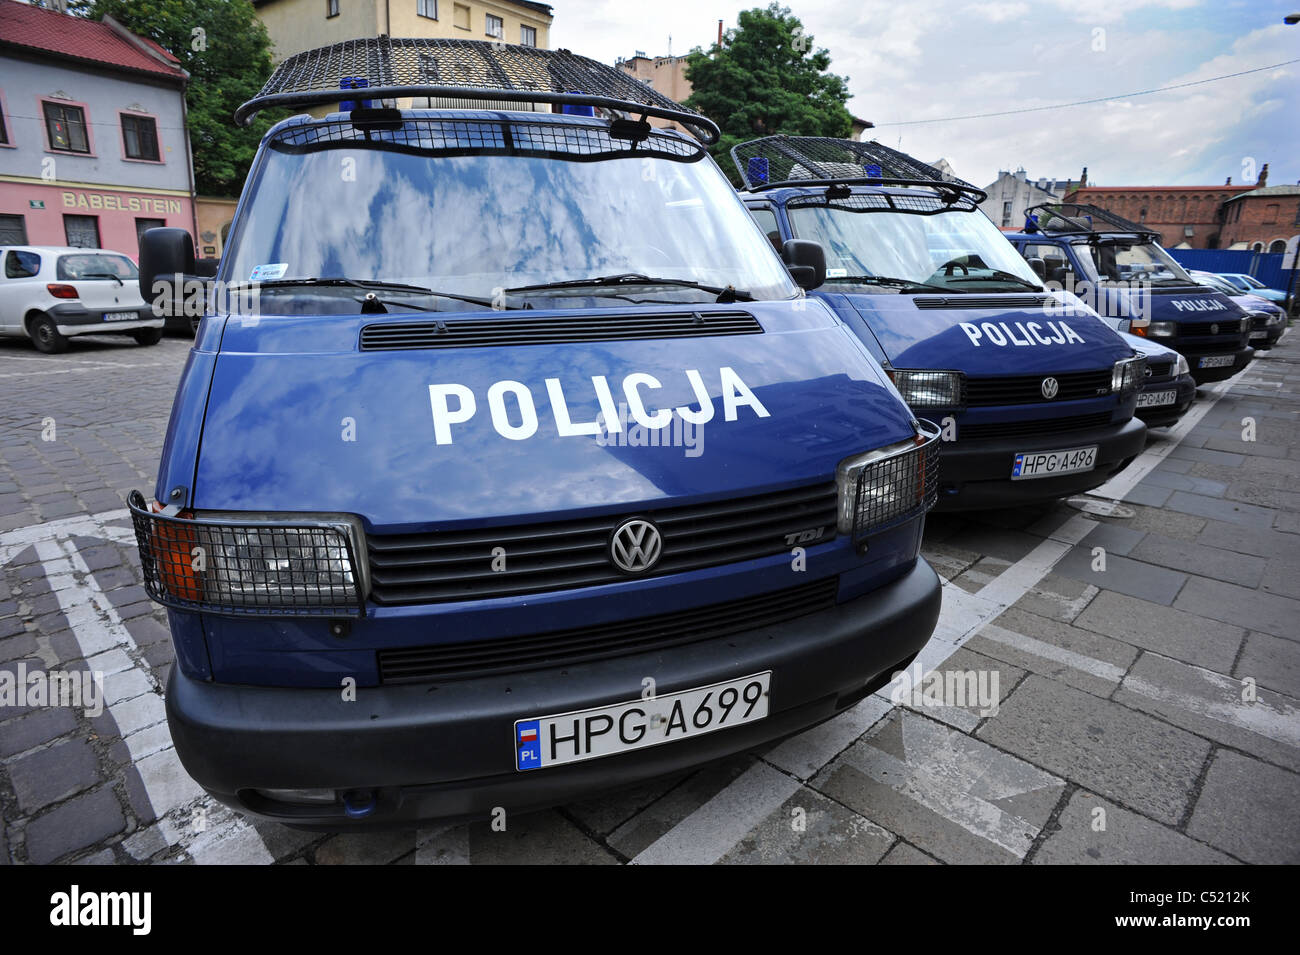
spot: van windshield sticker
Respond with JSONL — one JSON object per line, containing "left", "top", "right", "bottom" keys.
{"left": 825, "top": 268, "right": 848, "bottom": 278}
{"left": 250, "top": 263, "right": 288, "bottom": 282}
{"left": 959, "top": 320, "right": 1086, "bottom": 347}
{"left": 427, "top": 368, "right": 770, "bottom": 445}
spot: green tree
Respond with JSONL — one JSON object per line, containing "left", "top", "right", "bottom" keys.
{"left": 74, "top": 0, "right": 278, "bottom": 196}
{"left": 684, "top": 4, "right": 853, "bottom": 182}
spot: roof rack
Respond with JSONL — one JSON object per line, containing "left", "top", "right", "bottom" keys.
{"left": 731, "top": 135, "right": 986, "bottom": 202}
{"left": 1024, "top": 202, "right": 1159, "bottom": 241}
{"left": 235, "top": 37, "right": 719, "bottom": 144}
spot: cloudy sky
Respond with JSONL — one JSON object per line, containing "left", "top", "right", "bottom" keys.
{"left": 552, "top": 0, "right": 1300, "bottom": 190}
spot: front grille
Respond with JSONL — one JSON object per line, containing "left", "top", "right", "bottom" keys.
{"left": 367, "top": 482, "right": 839, "bottom": 605}
{"left": 958, "top": 411, "right": 1113, "bottom": 441}
{"left": 360, "top": 310, "right": 763, "bottom": 350}
{"left": 965, "top": 369, "right": 1112, "bottom": 405}
{"left": 913, "top": 295, "right": 1055, "bottom": 310}
{"left": 377, "top": 576, "right": 840, "bottom": 683}
{"left": 1178, "top": 321, "right": 1240, "bottom": 337}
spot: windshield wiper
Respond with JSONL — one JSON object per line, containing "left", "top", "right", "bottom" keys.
{"left": 82, "top": 271, "right": 124, "bottom": 286}
{"left": 827, "top": 275, "right": 958, "bottom": 294}
{"left": 505, "top": 273, "right": 753, "bottom": 303}
{"left": 250, "top": 278, "right": 517, "bottom": 310}
{"left": 947, "top": 270, "right": 1043, "bottom": 291}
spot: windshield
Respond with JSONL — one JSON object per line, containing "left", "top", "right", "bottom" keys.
{"left": 57, "top": 253, "right": 137, "bottom": 280}
{"left": 225, "top": 125, "right": 797, "bottom": 310}
{"left": 786, "top": 201, "right": 1042, "bottom": 293}
{"left": 1074, "top": 240, "right": 1194, "bottom": 287}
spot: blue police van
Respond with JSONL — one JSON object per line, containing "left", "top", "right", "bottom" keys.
{"left": 1121, "top": 332, "right": 1196, "bottom": 429}
{"left": 128, "top": 40, "right": 943, "bottom": 827}
{"left": 1005, "top": 203, "right": 1253, "bottom": 385}
{"left": 734, "top": 137, "right": 1147, "bottom": 511}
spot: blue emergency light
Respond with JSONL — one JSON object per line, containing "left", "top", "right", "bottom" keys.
{"left": 748, "top": 156, "right": 770, "bottom": 186}
{"left": 340, "top": 76, "right": 374, "bottom": 111}
{"left": 864, "top": 163, "right": 883, "bottom": 181}
{"left": 561, "top": 91, "right": 595, "bottom": 116}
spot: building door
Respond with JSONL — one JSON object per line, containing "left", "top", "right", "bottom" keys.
{"left": 63, "top": 215, "right": 101, "bottom": 248}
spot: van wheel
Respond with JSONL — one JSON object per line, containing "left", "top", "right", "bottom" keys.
{"left": 133, "top": 327, "right": 164, "bottom": 346}
{"left": 29, "top": 314, "right": 69, "bottom": 354}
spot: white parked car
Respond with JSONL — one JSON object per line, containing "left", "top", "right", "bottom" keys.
{"left": 0, "top": 246, "right": 163, "bottom": 353}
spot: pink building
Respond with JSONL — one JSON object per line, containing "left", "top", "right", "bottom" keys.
{"left": 0, "top": 1, "right": 195, "bottom": 258}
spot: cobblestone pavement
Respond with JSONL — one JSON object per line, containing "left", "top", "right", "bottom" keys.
{"left": 1, "top": 329, "right": 1297, "bottom": 864}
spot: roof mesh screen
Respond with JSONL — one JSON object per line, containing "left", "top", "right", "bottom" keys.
{"left": 785, "top": 191, "right": 977, "bottom": 215}
{"left": 732, "top": 136, "right": 985, "bottom": 201}
{"left": 270, "top": 116, "right": 704, "bottom": 162}
{"left": 1026, "top": 202, "right": 1155, "bottom": 237}
{"left": 236, "top": 37, "right": 717, "bottom": 143}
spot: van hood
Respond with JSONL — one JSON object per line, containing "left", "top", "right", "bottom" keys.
{"left": 192, "top": 302, "right": 916, "bottom": 528}
{"left": 817, "top": 290, "right": 1132, "bottom": 373}
{"left": 1095, "top": 284, "right": 1249, "bottom": 325}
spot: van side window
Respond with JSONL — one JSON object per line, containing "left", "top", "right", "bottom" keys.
{"left": 1021, "top": 243, "right": 1071, "bottom": 284}
{"left": 747, "top": 206, "right": 783, "bottom": 252}
{"left": 4, "top": 250, "right": 40, "bottom": 278}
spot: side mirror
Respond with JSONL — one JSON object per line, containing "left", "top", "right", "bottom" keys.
{"left": 139, "top": 228, "right": 205, "bottom": 319}
{"left": 1027, "top": 256, "right": 1046, "bottom": 279}
{"left": 782, "top": 239, "right": 826, "bottom": 290}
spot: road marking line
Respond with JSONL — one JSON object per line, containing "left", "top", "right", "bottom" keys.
{"left": 1122, "top": 668, "right": 1300, "bottom": 747}
{"left": 976, "top": 623, "right": 1127, "bottom": 684}
{"left": 13, "top": 526, "right": 273, "bottom": 864}
{"left": 629, "top": 761, "right": 801, "bottom": 865}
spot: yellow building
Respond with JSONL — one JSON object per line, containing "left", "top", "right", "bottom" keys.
{"left": 252, "top": 0, "right": 553, "bottom": 63}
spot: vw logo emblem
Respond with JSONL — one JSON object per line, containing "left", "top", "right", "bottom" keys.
{"left": 1144, "top": 365, "right": 1152, "bottom": 377}
{"left": 609, "top": 518, "right": 662, "bottom": 573}
{"left": 1040, "top": 377, "right": 1060, "bottom": 399}
{"left": 1210, "top": 323, "right": 1219, "bottom": 335}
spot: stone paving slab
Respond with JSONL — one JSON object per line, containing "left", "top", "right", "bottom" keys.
{"left": 1186, "top": 749, "right": 1300, "bottom": 865}
{"left": 1031, "top": 790, "right": 1236, "bottom": 865}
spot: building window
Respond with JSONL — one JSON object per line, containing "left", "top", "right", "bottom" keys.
{"left": 63, "top": 214, "right": 100, "bottom": 248}
{"left": 486, "top": 13, "right": 503, "bottom": 38}
{"left": 121, "top": 114, "right": 160, "bottom": 162}
{"left": 521, "top": 24, "right": 537, "bottom": 46}
{"left": 1001, "top": 200, "right": 1012, "bottom": 227}
{"left": 135, "top": 217, "right": 165, "bottom": 252}
{"left": 1251, "top": 242, "right": 1264, "bottom": 253}
{"left": 0, "top": 214, "right": 28, "bottom": 245}
{"left": 417, "top": 0, "right": 437, "bottom": 18}
{"left": 0, "top": 100, "right": 8, "bottom": 145}
{"left": 1264, "top": 203, "right": 1280, "bottom": 225}
{"left": 326, "top": 0, "right": 339, "bottom": 18}
{"left": 43, "top": 101, "right": 90, "bottom": 153}
{"left": 1269, "top": 239, "right": 1287, "bottom": 254}
{"left": 453, "top": 3, "right": 470, "bottom": 29}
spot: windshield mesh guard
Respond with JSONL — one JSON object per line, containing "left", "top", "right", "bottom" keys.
{"left": 236, "top": 37, "right": 719, "bottom": 144}
{"left": 732, "top": 135, "right": 986, "bottom": 201}
{"left": 270, "top": 115, "right": 705, "bottom": 162}
{"left": 1025, "top": 202, "right": 1159, "bottom": 241}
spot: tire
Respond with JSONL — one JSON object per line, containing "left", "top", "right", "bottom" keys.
{"left": 28, "top": 313, "right": 69, "bottom": 354}
{"left": 133, "top": 327, "right": 164, "bottom": 346}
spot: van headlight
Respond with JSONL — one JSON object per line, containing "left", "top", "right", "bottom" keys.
{"left": 1173, "top": 354, "right": 1190, "bottom": 377}
{"left": 128, "top": 491, "right": 366, "bottom": 616}
{"left": 836, "top": 421, "right": 941, "bottom": 550}
{"left": 888, "top": 370, "right": 966, "bottom": 410}
{"left": 1112, "top": 356, "right": 1145, "bottom": 397}
{"left": 1143, "top": 321, "right": 1176, "bottom": 337}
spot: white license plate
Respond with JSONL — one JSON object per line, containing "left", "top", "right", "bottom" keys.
{"left": 1198, "top": 354, "right": 1234, "bottom": 369}
{"left": 1250, "top": 331, "right": 1267, "bottom": 340}
{"left": 1012, "top": 445, "right": 1097, "bottom": 480}
{"left": 1136, "top": 389, "right": 1176, "bottom": 408}
{"left": 514, "top": 671, "right": 771, "bottom": 771}
{"left": 103, "top": 311, "right": 139, "bottom": 322}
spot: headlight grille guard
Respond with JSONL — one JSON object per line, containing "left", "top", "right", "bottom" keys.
{"left": 851, "top": 421, "right": 941, "bottom": 550}
{"left": 127, "top": 491, "right": 365, "bottom": 618}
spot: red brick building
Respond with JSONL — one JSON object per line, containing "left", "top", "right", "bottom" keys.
{"left": 1218, "top": 184, "right": 1300, "bottom": 253}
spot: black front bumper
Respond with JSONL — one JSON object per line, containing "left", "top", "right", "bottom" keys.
{"left": 165, "top": 559, "right": 942, "bottom": 828}
{"left": 932, "top": 415, "right": 1147, "bottom": 511}
{"left": 1135, "top": 373, "right": 1197, "bottom": 428}
{"left": 1188, "top": 345, "right": 1253, "bottom": 383}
